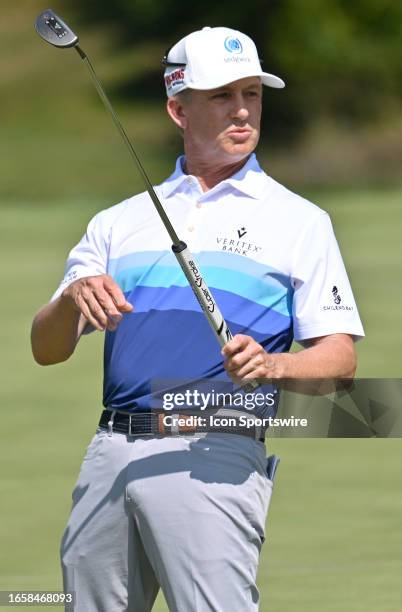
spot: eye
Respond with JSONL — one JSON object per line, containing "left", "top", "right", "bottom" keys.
{"left": 211, "top": 92, "right": 230, "bottom": 100}
{"left": 246, "top": 90, "right": 259, "bottom": 98}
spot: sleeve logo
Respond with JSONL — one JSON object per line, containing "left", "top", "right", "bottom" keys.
{"left": 332, "top": 285, "right": 341, "bottom": 305}
{"left": 321, "top": 284, "right": 353, "bottom": 311}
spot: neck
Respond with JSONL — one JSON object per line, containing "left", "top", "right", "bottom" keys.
{"left": 184, "top": 154, "right": 251, "bottom": 192}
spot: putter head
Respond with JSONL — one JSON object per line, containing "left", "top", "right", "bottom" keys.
{"left": 35, "top": 9, "right": 79, "bottom": 48}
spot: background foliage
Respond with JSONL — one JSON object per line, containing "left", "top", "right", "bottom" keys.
{"left": 71, "top": 0, "right": 402, "bottom": 143}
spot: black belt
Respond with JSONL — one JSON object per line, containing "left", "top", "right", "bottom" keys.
{"left": 99, "top": 409, "right": 266, "bottom": 442}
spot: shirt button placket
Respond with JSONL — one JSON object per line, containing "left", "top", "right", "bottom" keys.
{"left": 186, "top": 198, "right": 199, "bottom": 233}
{"left": 184, "top": 182, "right": 205, "bottom": 240}
{"left": 189, "top": 202, "right": 202, "bottom": 231}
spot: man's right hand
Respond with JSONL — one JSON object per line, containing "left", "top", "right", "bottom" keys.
{"left": 62, "top": 274, "right": 133, "bottom": 332}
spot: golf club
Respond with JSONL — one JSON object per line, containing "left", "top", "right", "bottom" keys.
{"left": 35, "top": 9, "right": 259, "bottom": 390}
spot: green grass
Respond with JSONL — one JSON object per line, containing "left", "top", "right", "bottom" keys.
{"left": 0, "top": 191, "right": 401, "bottom": 611}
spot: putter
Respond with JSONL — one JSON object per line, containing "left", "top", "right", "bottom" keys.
{"left": 35, "top": 9, "right": 259, "bottom": 391}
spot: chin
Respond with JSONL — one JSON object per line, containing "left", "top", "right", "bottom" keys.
{"left": 221, "top": 137, "right": 258, "bottom": 159}
{"left": 224, "top": 144, "right": 255, "bottom": 159}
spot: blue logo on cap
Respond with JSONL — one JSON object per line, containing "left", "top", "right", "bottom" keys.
{"left": 224, "top": 36, "right": 243, "bottom": 54}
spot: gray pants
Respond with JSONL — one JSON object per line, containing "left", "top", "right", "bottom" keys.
{"left": 61, "top": 429, "right": 273, "bottom": 611}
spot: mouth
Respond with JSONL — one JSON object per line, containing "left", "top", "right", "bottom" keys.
{"left": 227, "top": 127, "right": 253, "bottom": 142}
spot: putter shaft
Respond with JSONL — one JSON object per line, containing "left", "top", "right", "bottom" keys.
{"left": 75, "top": 45, "right": 180, "bottom": 246}
{"left": 35, "top": 10, "right": 259, "bottom": 390}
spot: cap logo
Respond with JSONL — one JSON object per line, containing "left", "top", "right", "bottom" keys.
{"left": 224, "top": 36, "right": 243, "bottom": 54}
{"left": 165, "top": 68, "right": 185, "bottom": 88}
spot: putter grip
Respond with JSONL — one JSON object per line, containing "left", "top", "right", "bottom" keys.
{"left": 172, "top": 242, "right": 259, "bottom": 392}
{"left": 172, "top": 242, "right": 232, "bottom": 348}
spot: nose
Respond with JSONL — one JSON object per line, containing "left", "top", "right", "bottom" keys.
{"left": 230, "top": 93, "right": 249, "bottom": 123}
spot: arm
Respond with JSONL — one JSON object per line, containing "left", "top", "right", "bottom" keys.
{"left": 31, "top": 274, "right": 133, "bottom": 366}
{"left": 222, "top": 333, "right": 357, "bottom": 383}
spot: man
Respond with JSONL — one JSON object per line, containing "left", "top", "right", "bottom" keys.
{"left": 31, "top": 26, "right": 364, "bottom": 611}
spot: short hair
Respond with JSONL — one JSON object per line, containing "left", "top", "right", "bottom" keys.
{"left": 173, "top": 89, "right": 192, "bottom": 104}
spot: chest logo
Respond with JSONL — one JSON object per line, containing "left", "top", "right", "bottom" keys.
{"left": 216, "top": 227, "right": 262, "bottom": 257}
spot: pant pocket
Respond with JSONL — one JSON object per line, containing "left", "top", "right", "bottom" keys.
{"left": 82, "top": 429, "right": 107, "bottom": 463}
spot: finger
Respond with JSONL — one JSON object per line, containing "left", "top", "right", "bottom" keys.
{"left": 103, "top": 277, "right": 133, "bottom": 312}
{"left": 225, "top": 370, "right": 257, "bottom": 388}
{"left": 228, "top": 353, "right": 266, "bottom": 379}
{"left": 225, "top": 349, "right": 252, "bottom": 372}
{"left": 82, "top": 292, "right": 110, "bottom": 330}
{"left": 225, "top": 343, "right": 263, "bottom": 372}
{"left": 224, "top": 351, "right": 264, "bottom": 377}
{"left": 94, "top": 289, "right": 123, "bottom": 320}
{"left": 227, "top": 368, "right": 265, "bottom": 387}
{"left": 76, "top": 295, "right": 107, "bottom": 332}
{"left": 240, "top": 366, "right": 267, "bottom": 380}
{"left": 115, "top": 299, "right": 133, "bottom": 313}
{"left": 221, "top": 334, "right": 250, "bottom": 357}
{"left": 78, "top": 282, "right": 121, "bottom": 330}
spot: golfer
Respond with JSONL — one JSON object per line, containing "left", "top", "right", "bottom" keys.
{"left": 31, "top": 27, "right": 364, "bottom": 612}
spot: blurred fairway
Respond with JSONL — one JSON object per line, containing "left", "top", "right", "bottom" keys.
{"left": 0, "top": 190, "right": 401, "bottom": 611}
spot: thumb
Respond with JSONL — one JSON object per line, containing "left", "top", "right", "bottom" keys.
{"left": 119, "top": 300, "right": 134, "bottom": 312}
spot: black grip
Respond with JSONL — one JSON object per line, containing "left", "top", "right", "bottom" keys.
{"left": 171, "top": 241, "right": 187, "bottom": 254}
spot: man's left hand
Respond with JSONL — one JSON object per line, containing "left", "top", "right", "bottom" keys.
{"left": 222, "top": 332, "right": 357, "bottom": 382}
{"left": 222, "top": 334, "right": 284, "bottom": 384}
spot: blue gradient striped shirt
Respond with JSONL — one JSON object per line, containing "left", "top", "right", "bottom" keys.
{"left": 52, "top": 154, "right": 364, "bottom": 410}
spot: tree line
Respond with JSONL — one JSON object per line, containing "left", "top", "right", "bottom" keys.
{"left": 70, "top": 0, "right": 402, "bottom": 142}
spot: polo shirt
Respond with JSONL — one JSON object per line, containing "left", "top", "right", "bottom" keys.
{"left": 51, "top": 154, "right": 364, "bottom": 411}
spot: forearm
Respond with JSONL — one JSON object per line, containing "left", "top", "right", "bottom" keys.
{"left": 31, "top": 274, "right": 133, "bottom": 366}
{"left": 273, "top": 334, "right": 357, "bottom": 379}
{"left": 31, "top": 296, "right": 82, "bottom": 366}
{"left": 223, "top": 333, "right": 357, "bottom": 383}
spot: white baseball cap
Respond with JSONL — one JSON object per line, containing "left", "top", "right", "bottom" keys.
{"left": 163, "top": 26, "right": 285, "bottom": 97}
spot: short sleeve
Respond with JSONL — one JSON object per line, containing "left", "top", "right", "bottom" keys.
{"left": 50, "top": 211, "right": 109, "bottom": 302}
{"left": 292, "top": 212, "right": 364, "bottom": 342}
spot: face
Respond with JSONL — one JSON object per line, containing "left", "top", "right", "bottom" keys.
{"left": 167, "top": 77, "right": 262, "bottom": 165}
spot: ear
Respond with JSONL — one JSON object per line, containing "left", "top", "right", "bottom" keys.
{"left": 166, "top": 97, "right": 188, "bottom": 130}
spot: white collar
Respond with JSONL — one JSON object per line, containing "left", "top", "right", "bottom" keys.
{"left": 161, "top": 153, "right": 269, "bottom": 200}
